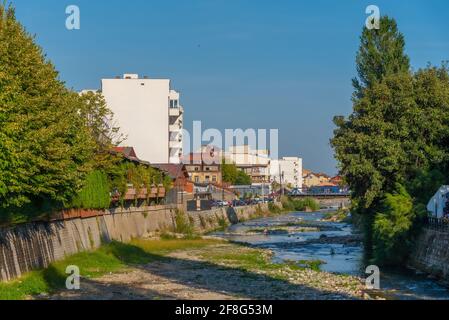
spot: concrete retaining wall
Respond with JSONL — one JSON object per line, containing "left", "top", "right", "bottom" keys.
{"left": 0, "top": 204, "right": 270, "bottom": 282}
{"left": 409, "top": 228, "right": 449, "bottom": 279}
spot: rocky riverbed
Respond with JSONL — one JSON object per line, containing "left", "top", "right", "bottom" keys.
{"left": 42, "top": 211, "right": 449, "bottom": 300}
{"left": 48, "top": 242, "right": 367, "bottom": 300}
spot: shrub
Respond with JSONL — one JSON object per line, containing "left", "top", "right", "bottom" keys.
{"left": 217, "top": 216, "right": 229, "bottom": 230}
{"left": 281, "top": 197, "right": 320, "bottom": 212}
{"left": 174, "top": 210, "right": 194, "bottom": 236}
{"left": 296, "top": 198, "right": 320, "bottom": 211}
{"left": 268, "top": 202, "right": 283, "bottom": 214}
{"left": 69, "top": 170, "right": 110, "bottom": 209}
{"left": 372, "top": 184, "right": 415, "bottom": 265}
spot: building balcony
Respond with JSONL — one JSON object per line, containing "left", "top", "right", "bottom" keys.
{"left": 169, "top": 106, "right": 184, "bottom": 117}
{"left": 169, "top": 140, "right": 182, "bottom": 148}
{"left": 169, "top": 124, "right": 182, "bottom": 132}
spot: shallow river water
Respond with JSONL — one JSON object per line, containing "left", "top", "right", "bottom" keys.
{"left": 212, "top": 211, "right": 449, "bottom": 300}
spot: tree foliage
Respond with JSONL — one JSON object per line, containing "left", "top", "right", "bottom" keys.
{"left": 0, "top": 4, "right": 173, "bottom": 224}
{"left": 372, "top": 184, "right": 414, "bottom": 264}
{"left": 222, "top": 160, "right": 252, "bottom": 185}
{"left": 331, "top": 16, "right": 449, "bottom": 265}
{"left": 352, "top": 16, "right": 410, "bottom": 99}
{"left": 79, "top": 91, "right": 126, "bottom": 171}
{"left": 0, "top": 5, "right": 94, "bottom": 220}
{"left": 70, "top": 170, "right": 111, "bottom": 210}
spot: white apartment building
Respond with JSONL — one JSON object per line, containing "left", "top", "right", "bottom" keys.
{"left": 225, "top": 145, "right": 271, "bottom": 185}
{"left": 99, "top": 74, "right": 183, "bottom": 164}
{"left": 271, "top": 157, "right": 303, "bottom": 189}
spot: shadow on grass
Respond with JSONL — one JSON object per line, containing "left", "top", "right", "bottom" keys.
{"left": 46, "top": 241, "right": 360, "bottom": 300}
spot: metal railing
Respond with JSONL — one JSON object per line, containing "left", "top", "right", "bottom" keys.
{"left": 426, "top": 217, "right": 449, "bottom": 231}
{"left": 291, "top": 192, "right": 350, "bottom": 197}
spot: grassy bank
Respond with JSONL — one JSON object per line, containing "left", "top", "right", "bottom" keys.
{"left": 323, "top": 209, "right": 351, "bottom": 222}
{"left": 200, "top": 247, "right": 324, "bottom": 272}
{"left": 0, "top": 238, "right": 221, "bottom": 300}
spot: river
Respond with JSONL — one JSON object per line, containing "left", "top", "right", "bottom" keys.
{"left": 212, "top": 211, "right": 449, "bottom": 300}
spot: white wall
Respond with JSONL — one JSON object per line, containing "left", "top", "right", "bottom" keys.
{"left": 101, "top": 76, "right": 170, "bottom": 163}
{"left": 271, "top": 157, "right": 303, "bottom": 189}
{"left": 427, "top": 186, "right": 449, "bottom": 218}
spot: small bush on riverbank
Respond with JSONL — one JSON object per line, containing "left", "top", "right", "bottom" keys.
{"left": 217, "top": 216, "right": 229, "bottom": 231}
{"left": 281, "top": 197, "right": 320, "bottom": 212}
{"left": 268, "top": 203, "right": 283, "bottom": 214}
{"left": 174, "top": 210, "right": 195, "bottom": 237}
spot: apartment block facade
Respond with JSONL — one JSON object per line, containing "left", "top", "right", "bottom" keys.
{"left": 271, "top": 157, "right": 303, "bottom": 189}
{"left": 225, "top": 145, "right": 271, "bottom": 185}
{"left": 100, "top": 74, "right": 183, "bottom": 164}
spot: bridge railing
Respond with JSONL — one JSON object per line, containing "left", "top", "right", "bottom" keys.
{"left": 426, "top": 217, "right": 449, "bottom": 232}
{"left": 291, "top": 192, "right": 350, "bottom": 197}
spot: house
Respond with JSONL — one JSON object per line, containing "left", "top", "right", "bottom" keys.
{"left": 330, "top": 175, "right": 344, "bottom": 186}
{"left": 88, "top": 73, "right": 184, "bottom": 164}
{"left": 182, "top": 152, "right": 222, "bottom": 185}
{"left": 151, "top": 163, "right": 194, "bottom": 194}
{"left": 303, "top": 171, "right": 331, "bottom": 188}
{"left": 110, "top": 146, "right": 167, "bottom": 202}
{"left": 225, "top": 145, "right": 271, "bottom": 185}
{"left": 111, "top": 146, "right": 147, "bottom": 164}
{"left": 427, "top": 186, "right": 449, "bottom": 218}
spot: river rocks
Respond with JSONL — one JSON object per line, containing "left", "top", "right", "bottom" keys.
{"left": 50, "top": 242, "right": 367, "bottom": 300}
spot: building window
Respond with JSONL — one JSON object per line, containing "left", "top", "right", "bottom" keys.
{"left": 194, "top": 176, "right": 199, "bottom": 183}
{"left": 170, "top": 100, "right": 179, "bottom": 108}
{"left": 212, "top": 176, "right": 217, "bottom": 182}
{"left": 205, "top": 176, "right": 210, "bottom": 183}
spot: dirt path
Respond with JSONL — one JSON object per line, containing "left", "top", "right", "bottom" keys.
{"left": 49, "top": 244, "right": 366, "bottom": 300}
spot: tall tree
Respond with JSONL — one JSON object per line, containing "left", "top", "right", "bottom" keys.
{"left": 332, "top": 15, "right": 449, "bottom": 264}
{"left": 79, "top": 91, "right": 126, "bottom": 171}
{"left": 352, "top": 16, "right": 410, "bottom": 99}
{"left": 0, "top": 4, "right": 94, "bottom": 220}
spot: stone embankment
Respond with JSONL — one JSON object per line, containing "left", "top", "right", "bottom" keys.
{"left": 409, "top": 227, "right": 449, "bottom": 282}
{"left": 0, "top": 204, "right": 271, "bottom": 282}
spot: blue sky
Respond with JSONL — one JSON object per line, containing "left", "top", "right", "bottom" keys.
{"left": 12, "top": 0, "right": 449, "bottom": 174}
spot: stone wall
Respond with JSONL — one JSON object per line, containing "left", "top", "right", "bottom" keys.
{"left": 409, "top": 228, "right": 449, "bottom": 279}
{"left": 0, "top": 204, "right": 270, "bottom": 282}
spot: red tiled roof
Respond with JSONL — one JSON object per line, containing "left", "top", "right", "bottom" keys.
{"left": 111, "top": 146, "right": 151, "bottom": 166}
{"left": 151, "top": 164, "right": 189, "bottom": 180}
{"left": 181, "top": 152, "right": 221, "bottom": 165}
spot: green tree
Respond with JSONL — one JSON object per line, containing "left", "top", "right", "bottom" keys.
{"left": 372, "top": 184, "right": 414, "bottom": 265}
{"left": 222, "top": 160, "right": 252, "bottom": 185}
{"left": 0, "top": 4, "right": 94, "bottom": 222}
{"left": 352, "top": 16, "right": 410, "bottom": 99}
{"left": 331, "top": 16, "right": 449, "bottom": 264}
{"left": 222, "top": 160, "right": 238, "bottom": 184}
{"left": 79, "top": 91, "right": 125, "bottom": 171}
{"left": 235, "top": 170, "right": 252, "bottom": 185}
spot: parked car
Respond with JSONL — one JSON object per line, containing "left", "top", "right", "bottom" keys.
{"left": 232, "top": 199, "right": 246, "bottom": 207}
{"left": 210, "top": 200, "right": 221, "bottom": 207}
{"left": 215, "top": 200, "right": 230, "bottom": 207}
